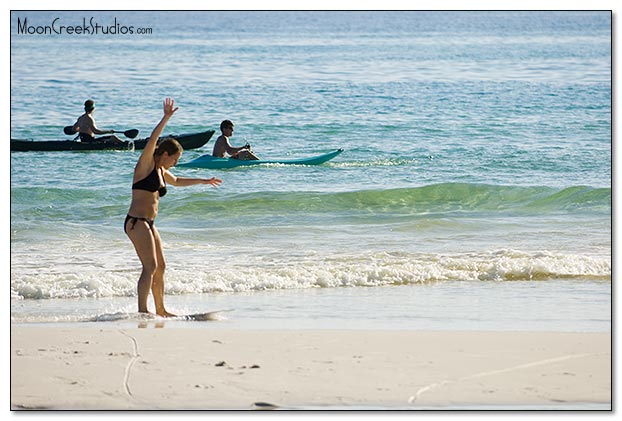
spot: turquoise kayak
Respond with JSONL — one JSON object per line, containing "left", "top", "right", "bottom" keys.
{"left": 177, "top": 148, "right": 344, "bottom": 169}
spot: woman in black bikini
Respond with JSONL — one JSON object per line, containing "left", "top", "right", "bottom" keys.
{"left": 125, "top": 98, "right": 222, "bottom": 316}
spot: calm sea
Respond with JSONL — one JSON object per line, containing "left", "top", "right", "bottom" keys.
{"left": 10, "top": 11, "right": 611, "bottom": 331}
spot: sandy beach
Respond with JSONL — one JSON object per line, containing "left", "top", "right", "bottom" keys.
{"left": 10, "top": 326, "right": 610, "bottom": 410}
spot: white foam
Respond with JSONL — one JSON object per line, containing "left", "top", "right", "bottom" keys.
{"left": 11, "top": 249, "right": 611, "bottom": 300}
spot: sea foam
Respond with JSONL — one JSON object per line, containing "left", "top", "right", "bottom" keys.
{"left": 11, "top": 249, "right": 610, "bottom": 300}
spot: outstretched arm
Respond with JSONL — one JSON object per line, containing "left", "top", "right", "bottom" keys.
{"left": 163, "top": 170, "right": 222, "bottom": 187}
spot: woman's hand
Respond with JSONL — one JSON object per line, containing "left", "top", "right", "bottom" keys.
{"left": 203, "top": 177, "right": 222, "bottom": 187}
{"left": 163, "top": 98, "right": 179, "bottom": 118}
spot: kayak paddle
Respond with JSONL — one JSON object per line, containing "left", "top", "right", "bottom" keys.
{"left": 116, "top": 129, "right": 139, "bottom": 139}
{"left": 63, "top": 126, "right": 139, "bottom": 139}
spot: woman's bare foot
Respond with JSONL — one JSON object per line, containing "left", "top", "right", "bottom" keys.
{"left": 156, "top": 309, "right": 177, "bottom": 317}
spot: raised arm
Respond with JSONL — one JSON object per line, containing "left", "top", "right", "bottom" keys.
{"left": 138, "top": 98, "right": 179, "bottom": 166}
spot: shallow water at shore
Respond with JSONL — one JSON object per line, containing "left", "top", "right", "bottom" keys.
{"left": 11, "top": 279, "right": 611, "bottom": 333}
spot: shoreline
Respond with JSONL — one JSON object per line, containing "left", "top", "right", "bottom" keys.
{"left": 10, "top": 326, "right": 611, "bottom": 410}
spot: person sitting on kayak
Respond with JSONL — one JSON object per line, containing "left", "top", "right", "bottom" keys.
{"left": 212, "top": 120, "right": 259, "bottom": 160}
{"left": 72, "top": 99, "right": 123, "bottom": 144}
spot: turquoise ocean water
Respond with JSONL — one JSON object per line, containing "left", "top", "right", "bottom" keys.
{"left": 10, "top": 11, "right": 611, "bottom": 331}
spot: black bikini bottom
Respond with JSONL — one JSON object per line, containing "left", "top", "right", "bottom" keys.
{"left": 124, "top": 214, "right": 155, "bottom": 234}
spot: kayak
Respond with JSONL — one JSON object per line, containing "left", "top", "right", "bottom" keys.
{"left": 10, "top": 130, "right": 214, "bottom": 152}
{"left": 177, "top": 149, "right": 344, "bottom": 169}
{"left": 134, "top": 130, "right": 215, "bottom": 150}
{"left": 10, "top": 139, "right": 133, "bottom": 152}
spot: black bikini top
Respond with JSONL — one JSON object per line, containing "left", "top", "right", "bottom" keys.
{"left": 132, "top": 166, "right": 167, "bottom": 197}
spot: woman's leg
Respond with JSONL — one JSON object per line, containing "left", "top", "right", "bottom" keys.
{"left": 151, "top": 225, "right": 176, "bottom": 317}
{"left": 125, "top": 219, "right": 158, "bottom": 313}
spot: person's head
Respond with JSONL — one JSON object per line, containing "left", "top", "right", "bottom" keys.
{"left": 154, "top": 138, "right": 183, "bottom": 169}
{"left": 220, "top": 120, "right": 234, "bottom": 136}
{"left": 84, "top": 99, "right": 95, "bottom": 113}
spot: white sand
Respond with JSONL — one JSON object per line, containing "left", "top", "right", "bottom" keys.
{"left": 10, "top": 326, "right": 610, "bottom": 410}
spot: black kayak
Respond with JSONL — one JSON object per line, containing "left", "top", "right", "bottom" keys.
{"left": 134, "top": 130, "right": 215, "bottom": 150}
{"left": 10, "top": 139, "right": 133, "bottom": 152}
{"left": 11, "top": 130, "right": 215, "bottom": 152}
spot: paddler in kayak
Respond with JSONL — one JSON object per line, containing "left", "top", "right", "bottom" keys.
{"left": 212, "top": 119, "right": 259, "bottom": 160}
{"left": 72, "top": 99, "right": 124, "bottom": 144}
